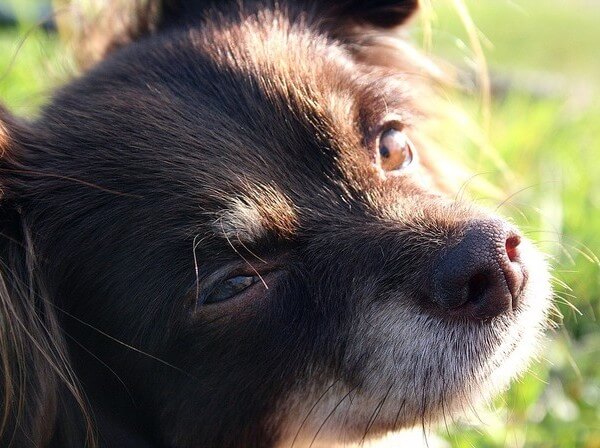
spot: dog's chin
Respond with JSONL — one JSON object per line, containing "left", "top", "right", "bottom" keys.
{"left": 275, "top": 240, "right": 551, "bottom": 447}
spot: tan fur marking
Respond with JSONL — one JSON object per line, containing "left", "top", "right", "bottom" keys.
{"left": 215, "top": 185, "right": 297, "bottom": 243}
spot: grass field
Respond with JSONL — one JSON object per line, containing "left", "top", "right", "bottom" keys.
{"left": 423, "top": 1, "right": 600, "bottom": 446}
{"left": 1, "top": 1, "right": 599, "bottom": 447}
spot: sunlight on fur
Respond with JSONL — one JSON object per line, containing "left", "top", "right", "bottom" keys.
{"left": 0, "top": 1, "right": 557, "bottom": 447}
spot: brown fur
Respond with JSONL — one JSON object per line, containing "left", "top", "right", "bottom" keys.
{"left": 0, "top": 1, "right": 551, "bottom": 447}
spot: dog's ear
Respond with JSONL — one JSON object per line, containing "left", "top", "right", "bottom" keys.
{"left": 65, "top": 0, "right": 419, "bottom": 68}
{"left": 306, "top": 0, "right": 419, "bottom": 30}
{"left": 0, "top": 107, "right": 92, "bottom": 447}
{"left": 156, "top": 0, "right": 419, "bottom": 29}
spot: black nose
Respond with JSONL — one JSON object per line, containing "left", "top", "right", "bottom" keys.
{"left": 432, "top": 219, "right": 525, "bottom": 320}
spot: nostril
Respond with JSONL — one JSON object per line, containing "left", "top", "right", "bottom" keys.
{"left": 466, "top": 272, "right": 490, "bottom": 304}
{"left": 505, "top": 234, "right": 521, "bottom": 262}
{"left": 432, "top": 220, "right": 527, "bottom": 320}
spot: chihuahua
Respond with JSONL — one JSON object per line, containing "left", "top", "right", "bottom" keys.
{"left": 0, "top": 0, "right": 551, "bottom": 447}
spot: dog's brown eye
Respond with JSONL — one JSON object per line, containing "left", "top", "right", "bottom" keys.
{"left": 378, "top": 128, "right": 413, "bottom": 172}
{"left": 204, "top": 275, "right": 260, "bottom": 304}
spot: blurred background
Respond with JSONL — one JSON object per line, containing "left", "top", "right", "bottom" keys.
{"left": 0, "top": 1, "right": 598, "bottom": 447}
{"left": 420, "top": 2, "right": 600, "bottom": 446}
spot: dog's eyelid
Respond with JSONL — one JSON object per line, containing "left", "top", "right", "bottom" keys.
{"left": 194, "top": 256, "right": 287, "bottom": 307}
{"left": 201, "top": 275, "right": 261, "bottom": 304}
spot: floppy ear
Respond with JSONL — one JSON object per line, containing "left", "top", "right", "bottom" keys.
{"left": 62, "top": 0, "right": 419, "bottom": 68}
{"left": 308, "top": 0, "right": 419, "bottom": 30}
{"left": 156, "top": 0, "right": 419, "bottom": 29}
{"left": 0, "top": 107, "right": 92, "bottom": 447}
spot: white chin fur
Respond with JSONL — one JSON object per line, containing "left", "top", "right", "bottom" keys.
{"left": 276, "top": 239, "right": 551, "bottom": 447}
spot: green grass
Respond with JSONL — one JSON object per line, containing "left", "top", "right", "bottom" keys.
{"left": 421, "top": 1, "right": 600, "bottom": 446}
{"left": 428, "top": 0, "right": 600, "bottom": 77}
{"left": 1, "top": 1, "right": 599, "bottom": 446}
{"left": 0, "top": 28, "right": 63, "bottom": 115}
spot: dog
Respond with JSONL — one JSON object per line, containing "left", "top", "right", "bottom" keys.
{"left": 0, "top": 1, "right": 552, "bottom": 447}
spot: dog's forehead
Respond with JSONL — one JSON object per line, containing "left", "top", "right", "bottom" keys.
{"left": 169, "top": 26, "right": 418, "bottom": 241}
{"left": 39, "top": 16, "right": 420, "bottom": 246}
{"left": 149, "top": 22, "right": 418, "bottom": 241}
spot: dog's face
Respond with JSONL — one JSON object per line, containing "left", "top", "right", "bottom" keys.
{"left": 0, "top": 1, "right": 551, "bottom": 447}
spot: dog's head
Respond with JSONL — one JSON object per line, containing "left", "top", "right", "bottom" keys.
{"left": 0, "top": 1, "right": 551, "bottom": 447}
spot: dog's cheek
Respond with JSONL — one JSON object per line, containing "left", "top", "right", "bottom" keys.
{"left": 272, "top": 302, "right": 459, "bottom": 445}
{"left": 152, "top": 278, "right": 334, "bottom": 447}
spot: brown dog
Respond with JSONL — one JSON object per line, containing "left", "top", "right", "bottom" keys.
{"left": 0, "top": 1, "right": 551, "bottom": 447}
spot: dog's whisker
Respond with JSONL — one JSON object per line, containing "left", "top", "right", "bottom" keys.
{"left": 0, "top": 168, "right": 142, "bottom": 198}
{"left": 62, "top": 331, "right": 136, "bottom": 405}
{"left": 494, "top": 181, "right": 560, "bottom": 212}
{"left": 454, "top": 171, "right": 494, "bottom": 203}
{"left": 290, "top": 378, "right": 342, "bottom": 448}
{"left": 192, "top": 233, "right": 203, "bottom": 310}
{"left": 235, "top": 232, "right": 268, "bottom": 264}
{"left": 219, "top": 218, "right": 267, "bottom": 289}
{"left": 52, "top": 306, "right": 196, "bottom": 380}
{"left": 308, "top": 384, "right": 359, "bottom": 448}
{"left": 360, "top": 382, "right": 395, "bottom": 446}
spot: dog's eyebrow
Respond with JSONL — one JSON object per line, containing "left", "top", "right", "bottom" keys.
{"left": 216, "top": 197, "right": 267, "bottom": 244}
{"left": 213, "top": 187, "right": 297, "bottom": 245}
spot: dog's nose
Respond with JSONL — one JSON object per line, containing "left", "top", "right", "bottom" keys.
{"left": 432, "top": 219, "right": 525, "bottom": 320}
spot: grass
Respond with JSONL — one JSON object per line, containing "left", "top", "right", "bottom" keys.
{"left": 419, "top": 1, "right": 600, "bottom": 446}
{"left": 1, "top": 0, "right": 599, "bottom": 447}
{"left": 0, "top": 28, "right": 62, "bottom": 115}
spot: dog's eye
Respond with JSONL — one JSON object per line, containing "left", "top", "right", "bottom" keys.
{"left": 378, "top": 128, "right": 414, "bottom": 172}
{"left": 204, "top": 275, "right": 260, "bottom": 304}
